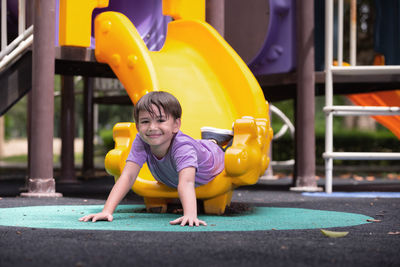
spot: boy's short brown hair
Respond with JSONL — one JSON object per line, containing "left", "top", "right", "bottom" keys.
{"left": 133, "top": 91, "right": 182, "bottom": 122}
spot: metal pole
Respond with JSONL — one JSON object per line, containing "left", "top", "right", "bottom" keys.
{"left": 60, "top": 75, "right": 77, "bottom": 183}
{"left": 350, "top": 0, "right": 357, "bottom": 65}
{"left": 205, "top": 0, "right": 225, "bottom": 37}
{"left": 83, "top": 77, "right": 95, "bottom": 176}
{"left": 0, "top": 117, "right": 4, "bottom": 158}
{"left": 338, "top": 0, "right": 343, "bottom": 65}
{"left": 291, "top": 0, "right": 319, "bottom": 191}
{"left": 18, "top": 0, "right": 26, "bottom": 34}
{"left": 25, "top": 0, "right": 33, "bottom": 191}
{"left": 1, "top": 0, "right": 7, "bottom": 50}
{"left": 0, "top": 0, "right": 5, "bottom": 159}
{"left": 22, "top": 0, "right": 62, "bottom": 197}
{"left": 325, "top": 0, "right": 334, "bottom": 194}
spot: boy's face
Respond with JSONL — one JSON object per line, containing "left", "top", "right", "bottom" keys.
{"left": 136, "top": 105, "right": 181, "bottom": 158}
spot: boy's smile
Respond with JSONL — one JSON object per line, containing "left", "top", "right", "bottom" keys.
{"left": 137, "top": 105, "right": 181, "bottom": 159}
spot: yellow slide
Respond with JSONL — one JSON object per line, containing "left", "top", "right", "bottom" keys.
{"left": 347, "top": 90, "right": 400, "bottom": 139}
{"left": 94, "top": 0, "right": 272, "bottom": 214}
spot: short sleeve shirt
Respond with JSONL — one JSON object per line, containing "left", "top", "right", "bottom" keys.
{"left": 126, "top": 131, "right": 225, "bottom": 188}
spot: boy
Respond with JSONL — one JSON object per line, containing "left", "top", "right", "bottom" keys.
{"left": 80, "top": 91, "right": 232, "bottom": 227}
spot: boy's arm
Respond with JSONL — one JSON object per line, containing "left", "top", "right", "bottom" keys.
{"left": 79, "top": 161, "right": 141, "bottom": 222}
{"left": 169, "top": 167, "right": 207, "bottom": 227}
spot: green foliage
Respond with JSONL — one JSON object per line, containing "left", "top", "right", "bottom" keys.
{"left": 0, "top": 154, "right": 28, "bottom": 162}
{"left": 4, "top": 94, "right": 28, "bottom": 139}
{"left": 98, "top": 104, "right": 133, "bottom": 131}
{"left": 0, "top": 153, "right": 81, "bottom": 164}
{"left": 99, "top": 129, "right": 115, "bottom": 151}
{"left": 272, "top": 129, "right": 399, "bottom": 166}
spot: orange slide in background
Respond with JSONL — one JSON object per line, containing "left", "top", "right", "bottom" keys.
{"left": 346, "top": 55, "right": 400, "bottom": 140}
{"left": 347, "top": 90, "right": 400, "bottom": 139}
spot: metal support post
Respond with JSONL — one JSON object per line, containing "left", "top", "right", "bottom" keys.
{"left": 291, "top": 0, "right": 321, "bottom": 191}
{"left": 60, "top": 75, "right": 77, "bottom": 183}
{"left": 205, "top": 0, "right": 225, "bottom": 37}
{"left": 22, "top": 0, "right": 62, "bottom": 197}
{"left": 83, "top": 77, "right": 95, "bottom": 176}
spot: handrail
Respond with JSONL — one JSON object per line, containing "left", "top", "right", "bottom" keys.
{"left": 323, "top": 105, "right": 400, "bottom": 116}
{"left": 0, "top": 34, "right": 32, "bottom": 71}
{"left": 0, "top": 0, "right": 30, "bottom": 71}
{"left": 269, "top": 104, "right": 295, "bottom": 167}
{"left": 0, "top": 25, "right": 33, "bottom": 61}
{"left": 270, "top": 104, "right": 294, "bottom": 140}
{"left": 18, "top": 0, "right": 26, "bottom": 35}
{"left": 1, "top": 0, "right": 7, "bottom": 50}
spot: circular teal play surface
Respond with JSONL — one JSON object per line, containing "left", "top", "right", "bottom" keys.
{"left": 0, "top": 205, "right": 373, "bottom": 232}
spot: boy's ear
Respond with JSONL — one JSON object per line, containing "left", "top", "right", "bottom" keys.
{"left": 173, "top": 118, "right": 181, "bottom": 133}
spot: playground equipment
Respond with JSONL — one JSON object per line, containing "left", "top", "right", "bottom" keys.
{"left": 91, "top": 0, "right": 169, "bottom": 51}
{"left": 332, "top": 59, "right": 400, "bottom": 139}
{"left": 0, "top": 0, "right": 168, "bottom": 115}
{"left": 92, "top": 0, "right": 272, "bottom": 214}
{"left": 59, "top": 0, "right": 168, "bottom": 50}
{"left": 323, "top": 0, "right": 400, "bottom": 194}
{"left": 248, "top": 0, "right": 296, "bottom": 75}
{"left": 347, "top": 90, "right": 400, "bottom": 139}
{"left": 347, "top": 56, "right": 400, "bottom": 139}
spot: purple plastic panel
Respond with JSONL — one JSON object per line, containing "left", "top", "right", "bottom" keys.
{"left": 248, "top": 0, "right": 296, "bottom": 75}
{"left": 91, "top": 0, "right": 169, "bottom": 50}
{"left": 6, "top": 0, "right": 18, "bottom": 17}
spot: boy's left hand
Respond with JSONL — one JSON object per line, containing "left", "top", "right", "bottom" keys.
{"left": 170, "top": 215, "right": 207, "bottom": 227}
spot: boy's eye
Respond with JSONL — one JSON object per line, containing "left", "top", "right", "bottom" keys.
{"left": 139, "top": 120, "right": 149, "bottom": 124}
{"left": 157, "top": 118, "right": 166, "bottom": 123}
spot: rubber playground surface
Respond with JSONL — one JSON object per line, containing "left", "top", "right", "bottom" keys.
{"left": 1, "top": 176, "right": 400, "bottom": 266}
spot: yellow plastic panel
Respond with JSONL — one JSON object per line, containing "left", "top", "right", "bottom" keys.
{"left": 104, "top": 123, "right": 136, "bottom": 177}
{"left": 162, "top": 0, "right": 205, "bottom": 21}
{"left": 59, "top": 0, "right": 109, "bottom": 47}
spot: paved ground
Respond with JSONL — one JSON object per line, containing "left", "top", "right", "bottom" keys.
{"left": 0, "top": 174, "right": 400, "bottom": 267}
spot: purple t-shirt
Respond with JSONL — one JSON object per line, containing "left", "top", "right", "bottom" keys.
{"left": 126, "top": 131, "right": 225, "bottom": 188}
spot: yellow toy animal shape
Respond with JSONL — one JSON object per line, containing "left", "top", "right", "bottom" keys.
{"left": 97, "top": 0, "right": 273, "bottom": 214}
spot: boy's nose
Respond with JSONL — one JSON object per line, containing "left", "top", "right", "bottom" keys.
{"left": 149, "top": 121, "right": 157, "bottom": 129}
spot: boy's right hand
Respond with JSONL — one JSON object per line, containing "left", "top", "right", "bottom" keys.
{"left": 79, "top": 212, "right": 113, "bottom": 222}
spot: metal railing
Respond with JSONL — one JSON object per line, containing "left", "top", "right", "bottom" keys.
{"left": 269, "top": 104, "right": 295, "bottom": 167}
{"left": 0, "top": 0, "right": 32, "bottom": 71}
{"left": 323, "top": 0, "right": 400, "bottom": 193}
{"left": 261, "top": 104, "right": 295, "bottom": 171}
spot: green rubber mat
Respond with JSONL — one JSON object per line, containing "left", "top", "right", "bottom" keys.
{"left": 0, "top": 205, "right": 373, "bottom": 232}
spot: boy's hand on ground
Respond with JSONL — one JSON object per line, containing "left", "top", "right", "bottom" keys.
{"left": 169, "top": 215, "right": 207, "bottom": 227}
{"left": 79, "top": 212, "right": 113, "bottom": 222}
